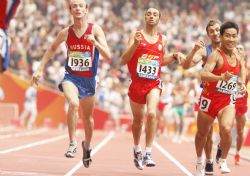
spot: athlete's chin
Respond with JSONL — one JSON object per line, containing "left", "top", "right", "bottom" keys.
{"left": 225, "top": 46, "right": 235, "bottom": 51}
{"left": 74, "top": 14, "right": 84, "bottom": 19}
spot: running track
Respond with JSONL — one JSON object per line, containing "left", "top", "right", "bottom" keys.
{"left": 0, "top": 127, "right": 249, "bottom": 176}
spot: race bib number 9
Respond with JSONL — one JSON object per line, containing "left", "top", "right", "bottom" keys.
{"left": 68, "top": 51, "right": 92, "bottom": 71}
{"left": 199, "top": 96, "right": 211, "bottom": 112}
{"left": 216, "top": 75, "right": 238, "bottom": 94}
{"left": 136, "top": 55, "right": 160, "bottom": 79}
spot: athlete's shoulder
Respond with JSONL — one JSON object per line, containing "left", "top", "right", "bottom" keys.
{"left": 160, "top": 34, "right": 167, "bottom": 45}
{"left": 92, "top": 23, "right": 103, "bottom": 31}
{"left": 57, "top": 27, "right": 70, "bottom": 40}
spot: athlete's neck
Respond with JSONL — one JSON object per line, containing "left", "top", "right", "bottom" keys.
{"left": 73, "top": 17, "right": 87, "bottom": 29}
{"left": 211, "top": 42, "right": 220, "bottom": 50}
{"left": 144, "top": 26, "right": 158, "bottom": 36}
{"left": 220, "top": 46, "right": 233, "bottom": 57}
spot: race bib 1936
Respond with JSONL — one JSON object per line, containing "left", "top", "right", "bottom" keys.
{"left": 136, "top": 54, "right": 160, "bottom": 80}
{"left": 68, "top": 51, "right": 92, "bottom": 71}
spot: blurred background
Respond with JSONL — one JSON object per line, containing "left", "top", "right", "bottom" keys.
{"left": 1, "top": 0, "right": 250, "bottom": 147}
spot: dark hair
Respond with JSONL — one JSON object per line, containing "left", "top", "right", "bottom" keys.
{"left": 206, "top": 19, "right": 221, "bottom": 34}
{"left": 220, "top": 21, "right": 239, "bottom": 35}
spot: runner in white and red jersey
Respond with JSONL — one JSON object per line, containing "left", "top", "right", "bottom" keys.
{"left": 234, "top": 44, "right": 248, "bottom": 165}
{"left": 0, "top": 0, "right": 20, "bottom": 73}
{"left": 31, "top": 0, "right": 111, "bottom": 168}
{"left": 195, "top": 21, "right": 246, "bottom": 175}
{"left": 121, "top": 7, "right": 184, "bottom": 170}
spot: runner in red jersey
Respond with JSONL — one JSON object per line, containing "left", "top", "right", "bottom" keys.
{"left": 121, "top": 7, "right": 184, "bottom": 170}
{"left": 0, "top": 0, "right": 20, "bottom": 73}
{"left": 234, "top": 44, "right": 248, "bottom": 165}
{"left": 182, "top": 20, "right": 222, "bottom": 175}
{"left": 32, "top": 0, "right": 111, "bottom": 168}
{"left": 195, "top": 21, "right": 246, "bottom": 175}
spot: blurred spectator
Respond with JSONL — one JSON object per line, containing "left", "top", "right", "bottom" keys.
{"left": 19, "top": 86, "right": 37, "bottom": 129}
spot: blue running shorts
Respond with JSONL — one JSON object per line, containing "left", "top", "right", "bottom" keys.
{"left": 59, "top": 73, "right": 96, "bottom": 99}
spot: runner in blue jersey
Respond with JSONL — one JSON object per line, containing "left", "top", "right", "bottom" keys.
{"left": 31, "top": 0, "right": 111, "bottom": 168}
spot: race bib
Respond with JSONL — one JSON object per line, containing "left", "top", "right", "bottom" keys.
{"left": 68, "top": 51, "right": 92, "bottom": 71}
{"left": 216, "top": 75, "right": 238, "bottom": 94}
{"left": 0, "top": 34, "right": 4, "bottom": 50}
{"left": 136, "top": 54, "right": 160, "bottom": 79}
{"left": 199, "top": 96, "right": 211, "bottom": 112}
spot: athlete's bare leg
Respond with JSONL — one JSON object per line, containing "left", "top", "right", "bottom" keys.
{"left": 62, "top": 81, "right": 79, "bottom": 143}
{"left": 235, "top": 114, "right": 246, "bottom": 153}
{"left": 80, "top": 96, "right": 95, "bottom": 146}
{"left": 204, "top": 126, "right": 213, "bottom": 160}
{"left": 130, "top": 99, "right": 145, "bottom": 146}
{"left": 195, "top": 111, "right": 214, "bottom": 159}
{"left": 145, "top": 88, "right": 160, "bottom": 147}
{"left": 217, "top": 105, "right": 236, "bottom": 159}
{"left": 0, "top": 56, "right": 3, "bottom": 73}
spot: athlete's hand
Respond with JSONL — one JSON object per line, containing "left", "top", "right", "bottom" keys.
{"left": 134, "top": 31, "right": 142, "bottom": 46}
{"left": 220, "top": 71, "right": 233, "bottom": 81}
{"left": 87, "top": 34, "right": 97, "bottom": 46}
{"left": 237, "top": 82, "right": 247, "bottom": 95}
{"left": 174, "top": 52, "right": 186, "bottom": 65}
{"left": 193, "top": 40, "right": 205, "bottom": 52}
{"left": 31, "top": 70, "right": 43, "bottom": 87}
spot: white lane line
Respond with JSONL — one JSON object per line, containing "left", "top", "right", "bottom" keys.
{"left": 0, "top": 126, "right": 15, "bottom": 132}
{"left": 0, "top": 170, "right": 58, "bottom": 176}
{"left": 65, "top": 131, "right": 115, "bottom": 176}
{"left": 0, "top": 134, "right": 69, "bottom": 154}
{"left": 154, "top": 141, "right": 194, "bottom": 176}
{"left": 0, "top": 128, "right": 48, "bottom": 140}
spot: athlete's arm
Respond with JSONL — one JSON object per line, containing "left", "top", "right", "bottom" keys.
{"left": 90, "top": 24, "right": 111, "bottom": 60}
{"left": 5, "top": 0, "right": 21, "bottom": 28}
{"left": 200, "top": 51, "right": 233, "bottom": 82}
{"left": 31, "top": 28, "right": 68, "bottom": 86}
{"left": 120, "top": 31, "right": 141, "bottom": 65}
{"left": 183, "top": 46, "right": 205, "bottom": 69}
{"left": 236, "top": 48, "right": 247, "bottom": 94}
{"left": 162, "top": 35, "right": 185, "bottom": 66}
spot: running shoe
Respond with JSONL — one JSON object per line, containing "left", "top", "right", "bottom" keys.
{"left": 82, "top": 141, "right": 92, "bottom": 168}
{"left": 204, "top": 161, "right": 214, "bottom": 175}
{"left": 143, "top": 152, "right": 156, "bottom": 167}
{"left": 219, "top": 159, "right": 230, "bottom": 173}
{"left": 235, "top": 154, "right": 240, "bottom": 165}
{"left": 65, "top": 142, "right": 77, "bottom": 158}
{"left": 215, "top": 145, "right": 222, "bottom": 164}
{"left": 133, "top": 150, "right": 144, "bottom": 170}
{"left": 196, "top": 163, "right": 205, "bottom": 176}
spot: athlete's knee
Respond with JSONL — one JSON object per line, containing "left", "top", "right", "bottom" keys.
{"left": 196, "top": 128, "right": 210, "bottom": 140}
{"left": 147, "top": 111, "right": 157, "bottom": 120}
{"left": 220, "top": 126, "right": 231, "bottom": 136}
{"left": 68, "top": 100, "right": 79, "bottom": 111}
{"left": 132, "top": 118, "right": 143, "bottom": 127}
{"left": 237, "top": 128, "right": 244, "bottom": 137}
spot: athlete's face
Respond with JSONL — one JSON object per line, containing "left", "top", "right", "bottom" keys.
{"left": 221, "top": 28, "right": 238, "bottom": 51}
{"left": 207, "top": 23, "right": 220, "bottom": 44}
{"left": 144, "top": 8, "right": 160, "bottom": 26}
{"left": 70, "top": 0, "right": 88, "bottom": 19}
{"left": 236, "top": 45, "right": 245, "bottom": 56}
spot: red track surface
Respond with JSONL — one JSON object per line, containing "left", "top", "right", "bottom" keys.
{"left": 0, "top": 127, "right": 249, "bottom": 176}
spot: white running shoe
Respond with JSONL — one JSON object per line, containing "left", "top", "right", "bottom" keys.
{"left": 133, "top": 150, "right": 144, "bottom": 170}
{"left": 65, "top": 142, "right": 77, "bottom": 158}
{"left": 219, "top": 159, "right": 231, "bottom": 173}
{"left": 195, "top": 163, "right": 205, "bottom": 176}
{"left": 143, "top": 152, "right": 156, "bottom": 167}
